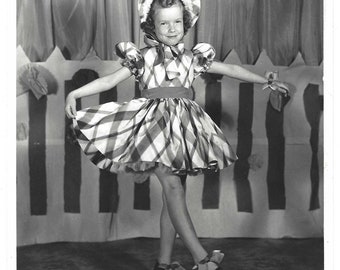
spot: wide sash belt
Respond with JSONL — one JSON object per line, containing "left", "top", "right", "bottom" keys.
{"left": 141, "top": 87, "right": 193, "bottom": 99}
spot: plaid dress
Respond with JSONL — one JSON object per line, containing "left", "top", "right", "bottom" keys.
{"left": 73, "top": 41, "right": 237, "bottom": 183}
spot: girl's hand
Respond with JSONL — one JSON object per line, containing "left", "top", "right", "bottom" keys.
{"left": 65, "top": 94, "right": 77, "bottom": 119}
{"left": 263, "top": 71, "right": 290, "bottom": 96}
{"left": 267, "top": 81, "right": 290, "bottom": 96}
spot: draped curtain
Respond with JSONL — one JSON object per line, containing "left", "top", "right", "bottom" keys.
{"left": 17, "top": 0, "right": 322, "bottom": 65}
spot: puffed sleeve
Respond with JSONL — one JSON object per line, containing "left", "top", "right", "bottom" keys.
{"left": 192, "top": 43, "right": 216, "bottom": 77}
{"left": 115, "top": 42, "right": 144, "bottom": 79}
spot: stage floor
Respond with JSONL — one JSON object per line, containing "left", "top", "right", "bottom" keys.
{"left": 17, "top": 238, "right": 323, "bottom": 270}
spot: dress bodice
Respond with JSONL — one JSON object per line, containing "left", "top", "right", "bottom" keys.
{"left": 116, "top": 42, "right": 216, "bottom": 91}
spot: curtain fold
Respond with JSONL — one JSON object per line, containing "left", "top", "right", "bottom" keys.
{"left": 95, "top": 0, "right": 133, "bottom": 60}
{"left": 93, "top": 0, "right": 108, "bottom": 59}
{"left": 52, "top": 0, "right": 97, "bottom": 60}
{"left": 259, "top": 0, "right": 301, "bottom": 66}
{"left": 16, "top": 0, "right": 323, "bottom": 65}
{"left": 17, "top": 0, "right": 54, "bottom": 62}
{"left": 300, "top": 0, "right": 323, "bottom": 65}
{"left": 196, "top": 0, "right": 222, "bottom": 59}
{"left": 223, "top": 0, "right": 260, "bottom": 64}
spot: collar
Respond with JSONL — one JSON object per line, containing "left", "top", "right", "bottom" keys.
{"left": 144, "top": 34, "right": 185, "bottom": 66}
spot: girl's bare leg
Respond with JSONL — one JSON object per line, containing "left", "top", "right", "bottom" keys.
{"left": 158, "top": 192, "right": 177, "bottom": 264}
{"left": 158, "top": 175, "right": 186, "bottom": 264}
{"left": 155, "top": 168, "right": 208, "bottom": 264}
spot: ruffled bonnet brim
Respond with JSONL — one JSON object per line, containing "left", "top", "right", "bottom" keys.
{"left": 138, "top": 0, "right": 201, "bottom": 29}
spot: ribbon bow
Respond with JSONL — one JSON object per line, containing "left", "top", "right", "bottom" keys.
{"left": 262, "top": 71, "right": 290, "bottom": 112}
{"left": 144, "top": 35, "right": 185, "bottom": 80}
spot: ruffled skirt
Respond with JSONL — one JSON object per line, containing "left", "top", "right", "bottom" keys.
{"left": 73, "top": 97, "right": 237, "bottom": 183}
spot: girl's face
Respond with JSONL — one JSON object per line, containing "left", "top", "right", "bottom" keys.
{"left": 153, "top": 5, "right": 184, "bottom": 46}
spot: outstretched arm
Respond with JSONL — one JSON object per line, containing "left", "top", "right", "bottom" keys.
{"left": 65, "top": 67, "right": 132, "bottom": 118}
{"left": 207, "top": 61, "right": 289, "bottom": 95}
{"left": 208, "top": 61, "right": 267, "bottom": 84}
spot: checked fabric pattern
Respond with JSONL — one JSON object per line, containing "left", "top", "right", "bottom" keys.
{"left": 73, "top": 41, "right": 236, "bottom": 182}
{"left": 116, "top": 41, "right": 215, "bottom": 90}
{"left": 74, "top": 98, "right": 237, "bottom": 183}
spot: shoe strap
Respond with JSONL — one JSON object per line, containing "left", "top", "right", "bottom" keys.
{"left": 210, "top": 250, "right": 224, "bottom": 266}
{"left": 154, "top": 262, "right": 171, "bottom": 270}
{"left": 170, "top": 261, "right": 186, "bottom": 270}
{"left": 192, "top": 251, "right": 224, "bottom": 270}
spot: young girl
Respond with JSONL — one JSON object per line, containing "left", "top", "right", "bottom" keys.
{"left": 65, "top": 0, "right": 289, "bottom": 269}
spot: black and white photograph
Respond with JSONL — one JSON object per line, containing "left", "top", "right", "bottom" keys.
{"left": 2, "top": 0, "right": 336, "bottom": 269}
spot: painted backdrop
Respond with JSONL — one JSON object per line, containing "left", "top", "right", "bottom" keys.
{"left": 16, "top": 0, "right": 323, "bottom": 246}
{"left": 17, "top": 46, "right": 323, "bottom": 246}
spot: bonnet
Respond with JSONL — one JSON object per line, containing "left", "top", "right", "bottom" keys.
{"left": 138, "top": 0, "right": 201, "bottom": 29}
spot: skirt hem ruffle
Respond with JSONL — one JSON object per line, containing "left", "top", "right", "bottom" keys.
{"left": 92, "top": 159, "right": 237, "bottom": 183}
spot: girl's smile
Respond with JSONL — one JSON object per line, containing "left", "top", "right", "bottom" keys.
{"left": 153, "top": 5, "right": 184, "bottom": 46}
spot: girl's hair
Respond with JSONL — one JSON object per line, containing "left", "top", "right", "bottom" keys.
{"left": 141, "top": 0, "right": 192, "bottom": 36}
